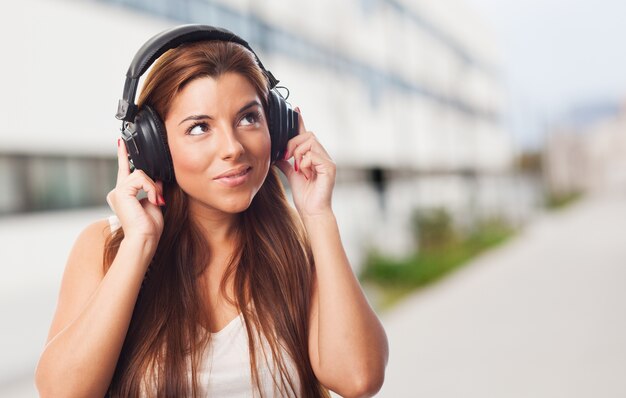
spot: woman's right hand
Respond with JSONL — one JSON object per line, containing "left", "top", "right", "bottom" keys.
{"left": 106, "top": 138, "right": 165, "bottom": 246}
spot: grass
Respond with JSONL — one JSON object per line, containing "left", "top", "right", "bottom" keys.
{"left": 360, "top": 216, "right": 514, "bottom": 310}
{"left": 545, "top": 191, "right": 583, "bottom": 210}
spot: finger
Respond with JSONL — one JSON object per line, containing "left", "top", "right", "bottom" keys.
{"left": 143, "top": 197, "right": 165, "bottom": 223}
{"left": 292, "top": 139, "right": 315, "bottom": 169}
{"left": 299, "top": 152, "right": 313, "bottom": 180}
{"left": 133, "top": 173, "right": 160, "bottom": 206}
{"left": 140, "top": 181, "right": 158, "bottom": 207}
{"left": 284, "top": 132, "right": 315, "bottom": 161}
{"left": 292, "top": 137, "right": 331, "bottom": 171}
{"left": 302, "top": 150, "right": 335, "bottom": 179}
{"left": 139, "top": 197, "right": 158, "bottom": 212}
{"left": 122, "top": 170, "right": 160, "bottom": 206}
{"left": 155, "top": 180, "right": 165, "bottom": 205}
{"left": 295, "top": 106, "right": 306, "bottom": 135}
{"left": 117, "top": 137, "right": 131, "bottom": 182}
{"left": 274, "top": 160, "right": 295, "bottom": 179}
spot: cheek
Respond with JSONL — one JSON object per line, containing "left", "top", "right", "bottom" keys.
{"left": 242, "top": 129, "right": 271, "bottom": 165}
{"left": 258, "top": 131, "right": 272, "bottom": 162}
{"left": 169, "top": 142, "right": 210, "bottom": 177}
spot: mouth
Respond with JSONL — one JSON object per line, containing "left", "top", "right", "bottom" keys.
{"left": 213, "top": 166, "right": 252, "bottom": 187}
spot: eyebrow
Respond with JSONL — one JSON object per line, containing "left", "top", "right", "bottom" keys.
{"left": 178, "top": 100, "right": 262, "bottom": 126}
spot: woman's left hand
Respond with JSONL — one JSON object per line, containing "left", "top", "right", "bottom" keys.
{"left": 275, "top": 107, "right": 336, "bottom": 219}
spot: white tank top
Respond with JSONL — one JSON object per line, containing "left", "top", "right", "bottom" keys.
{"left": 107, "top": 216, "right": 301, "bottom": 397}
{"left": 193, "top": 313, "right": 301, "bottom": 397}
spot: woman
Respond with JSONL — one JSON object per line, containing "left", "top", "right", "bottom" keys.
{"left": 35, "top": 30, "right": 388, "bottom": 398}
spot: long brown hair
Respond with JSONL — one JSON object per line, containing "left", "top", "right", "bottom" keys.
{"left": 103, "top": 41, "right": 328, "bottom": 397}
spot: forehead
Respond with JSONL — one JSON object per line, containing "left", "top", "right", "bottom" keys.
{"left": 167, "top": 73, "right": 261, "bottom": 119}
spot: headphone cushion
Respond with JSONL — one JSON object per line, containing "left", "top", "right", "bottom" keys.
{"left": 133, "top": 106, "right": 175, "bottom": 182}
{"left": 267, "top": 89, "right": 298, "bottom": 162}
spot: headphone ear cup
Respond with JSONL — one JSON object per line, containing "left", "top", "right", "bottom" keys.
{"left": 267, "top": 89, "right": 298, "bottom": 163}
{"left": 128, "top": 105, "right": 175, "bottom": 183}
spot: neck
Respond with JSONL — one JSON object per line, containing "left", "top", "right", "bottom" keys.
{"left": 188, "top": 202, "right": 241, "bottom": 310}
{"left": 188, "top": 202, "right": 240, "bottom": 254}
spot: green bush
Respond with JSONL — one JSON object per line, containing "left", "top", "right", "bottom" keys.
{"left": 545, "top": 191, "right": 582, "bottom": 209}
{"left": 411, "top": 207, "right": 457, "bottom": 250}
{"left": 360, "top": 209, "right": 514, "bottom": 309}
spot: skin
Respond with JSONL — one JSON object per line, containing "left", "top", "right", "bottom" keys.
{"left": 276, "top": 108, "right": 388, "bottom": 398}
{"left": 165, "top": 73, "right": 272, "bottom": 239}
{"left": 164, "top": 74, "right": 274, "bottom": 328}
{"left": 35, "top": 72, "right": 388, "bottom": 398}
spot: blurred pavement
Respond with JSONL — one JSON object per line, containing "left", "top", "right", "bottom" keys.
{"left": 0, "top": 207, "right": 111, "bottom": 397}
{"left": 2, "top": 194, "right": 626, "bottom": 397}
{"left": 378, "top": 193, "right": 626, "bottom": 397}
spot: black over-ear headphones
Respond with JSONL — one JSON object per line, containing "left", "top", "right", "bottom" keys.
{"left": 116, "top": 24, "right": 298, "bottom": 183}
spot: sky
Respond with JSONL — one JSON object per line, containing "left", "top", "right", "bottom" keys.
{"left": 464, "top": 0, "right": 626, "bottom": 149}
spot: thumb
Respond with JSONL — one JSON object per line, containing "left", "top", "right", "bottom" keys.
{"left": 274, "top": 160, "right": 294, "bottom": 179}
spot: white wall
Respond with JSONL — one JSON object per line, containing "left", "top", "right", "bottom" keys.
{"left": 0, "top": 0, "right": 172, "bottom": 156}
{"left": 0, "top": 0, "right": 513, "bottom": 172}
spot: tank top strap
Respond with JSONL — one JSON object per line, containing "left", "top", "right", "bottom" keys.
{"left": 108, "top": 214, "right": 121, "bottom": 233}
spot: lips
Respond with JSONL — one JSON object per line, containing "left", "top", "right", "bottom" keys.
{"left": 213, "top": 165, "right": 252, "bottom": 187}
{"left": 213, "top": 165, "right": 251, "bottom": 180}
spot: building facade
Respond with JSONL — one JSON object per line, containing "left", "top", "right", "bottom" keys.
{"left": 0, "top": 0, "right": 524, "bottom": 261}
{"left": 545, "top": 102, "right": 626, "bottom": 195}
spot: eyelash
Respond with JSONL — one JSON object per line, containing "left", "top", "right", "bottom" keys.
{"left": 186, "top": 121, "right": 209, "bottom": 136}
{"left": 185, "top": 111, "right": 263, "bottom": 136}
{"left": 242, "top": 110, "right": 262, "bottom": 125}
{"left": 185, "top": 122, "right": 209, "bottom": 135}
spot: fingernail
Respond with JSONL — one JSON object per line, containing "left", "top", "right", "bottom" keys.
{"left": 158, "top": 194, "right": 166, "bottom": 206}
{"left": 295, "top": 106, "right": 301, "bottom": 114}
{"left": 294, "top": 161, "right": 298, "bottom": 172}
{"left": 117, "top": 138, "right": 120, "bottom": 147}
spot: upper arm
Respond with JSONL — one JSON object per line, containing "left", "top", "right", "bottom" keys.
{"left": 45, "top": 219, "right": 111, "bottom": 345}
{"left": 307, "top": 272, "right": 322, "bottom": 378}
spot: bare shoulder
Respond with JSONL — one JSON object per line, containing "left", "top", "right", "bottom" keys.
{"left": 68, "top": 218, "right": 114, "bottom": 278}
{"left": 44, "top": 218, "right": 114, "bottom": 344}
{"left": 75, "top": 218, "right": 114, "bottom": 258}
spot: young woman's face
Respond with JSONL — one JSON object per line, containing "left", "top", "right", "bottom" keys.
{"left": 164, "top": 72, "right": 271, "bottom": 217}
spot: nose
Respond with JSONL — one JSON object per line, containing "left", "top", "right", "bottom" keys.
{"left": 218, "top": 126, "right": 245, "bottom": 161}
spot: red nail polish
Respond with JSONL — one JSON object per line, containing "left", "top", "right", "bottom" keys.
{"left": 117, "top": 138, "right": 120, "bottom": 147}
{"left": 294, "top": 161, "right": 298, "bottom": 172}
{"left": 158, "top": 194, "right": 166, "bottom": 206}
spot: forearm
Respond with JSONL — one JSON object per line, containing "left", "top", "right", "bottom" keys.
{"left": 35, "top": 238, "right": 155, "bottom": 398}
{"left": 303, "top": 212, "right": 388, "bottom": 394}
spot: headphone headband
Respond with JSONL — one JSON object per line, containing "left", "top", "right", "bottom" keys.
{"left": 116, "top": 24, "right": 279, "bottom": 122}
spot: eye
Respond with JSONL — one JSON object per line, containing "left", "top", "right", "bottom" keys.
{"left": 239, "top": 111, "right": 262, "bottom": 127}
{"left": 186, "top": 122, "right": 210, "bottom": 136}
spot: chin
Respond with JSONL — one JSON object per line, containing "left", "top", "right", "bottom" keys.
{"left": 220, "top": 201, "right": 253, "bottom": 214}
{"left": 215, "top": 193, "right": 256, "bottom": 214}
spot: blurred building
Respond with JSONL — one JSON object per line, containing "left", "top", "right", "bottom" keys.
{"left": 0, "top": 0, "right": 525, "bottom": 260}
{"left": 545, "top": 101, "right": 626, "bottom": 195}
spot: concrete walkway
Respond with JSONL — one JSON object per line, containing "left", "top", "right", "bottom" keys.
{"left": 0, "top": 207, "right": 112, "bottom": 397}
{"left": 377, "top": 193, "right": 626, "bottom": 397}
{"left": 2, "top": 194, "right": 625, "bottom": 397}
